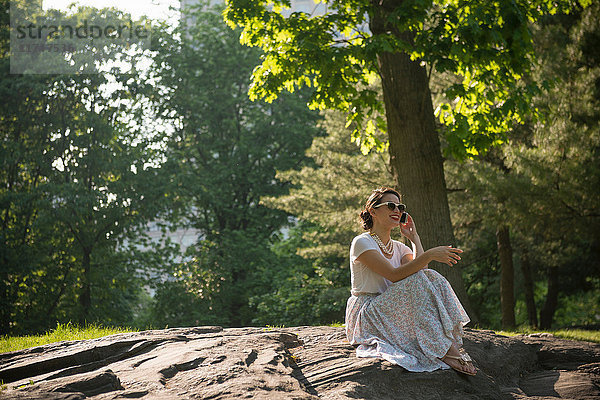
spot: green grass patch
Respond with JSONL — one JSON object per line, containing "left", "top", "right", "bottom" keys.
{"left": 481, "top": 327, "right": 600, "bottom": 343}
{"left": 263, "top": 324, "right": 287, "bottom": 331}
{"left": 0, "top": 322, "right": 137, "bottom": 354}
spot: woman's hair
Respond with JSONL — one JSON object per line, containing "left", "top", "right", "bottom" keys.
{"left": 359, "top": 187, "right": 402, "bottom": 230}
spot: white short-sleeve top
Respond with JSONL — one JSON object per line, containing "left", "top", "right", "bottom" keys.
{"left": 349, "top": 232, "right": 413, "bottom": 295}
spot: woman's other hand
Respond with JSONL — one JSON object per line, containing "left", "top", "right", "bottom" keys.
{"left": 425, "top": 246, "right": 463, "bottom": 266}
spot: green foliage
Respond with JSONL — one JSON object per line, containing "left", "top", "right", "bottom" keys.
{"left": 145, "top": 2, "right": 320, "bottom": 327}
{"left": 250, "top": 221, "right": 349, "bottom": 326}
{"left": 546, "top": 286, "right": 600, "bottom": 327}
{"left": 0, "top": 1, "right": 170, "bottom": 334}
{"left": 224, "top": 0, "right": 589, "bottom": 159}
{"left": 446, "top": 3, "right": 600, "bottom": 329}
{"left": 144, "top": 279, "right": 219, "bottom": 328}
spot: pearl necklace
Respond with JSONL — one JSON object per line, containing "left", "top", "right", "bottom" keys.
{"left": 370, "top": 233, "right": 394, "bottom": 256}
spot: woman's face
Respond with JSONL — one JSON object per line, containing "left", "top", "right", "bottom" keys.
{"left": 369, "top": 193, "right": 403, "bottom": 230}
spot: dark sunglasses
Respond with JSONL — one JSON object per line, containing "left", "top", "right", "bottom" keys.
{"left": 373, "top": 202, "right": 406, "bottom": 212}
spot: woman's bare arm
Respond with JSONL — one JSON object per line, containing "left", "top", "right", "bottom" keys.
{"left": 356, "top": 246, "right": 463, "bottom": 283}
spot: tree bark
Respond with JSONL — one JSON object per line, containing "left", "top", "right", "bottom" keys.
{"left": 540, "top": 265, "right": 559, "bottom": 329}
{"left": 496, "top": 225, "right": 515, "bottom": 329}
{"left": 520, "top": 250, "right": 538, "bottom": 328}
{"left": 370, "top": 4, "right": 477, "bottom": 324}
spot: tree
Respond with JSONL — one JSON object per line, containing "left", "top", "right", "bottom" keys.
{"left": 520, "top": 5, "right": 600, "bottom": 328}
{"left": 507, "top": 4, "right": 600, "bottom": 329}
{"left": 223, "top": 0, "right": 589, "bottom": 319}
{"left": 0, "top": 1, "right": 166, "bottom": 333}
{"left": 446, "top": 3, "right": 600, "bottom": 329}
{"left": 146, "top": 3, "right": 321, "bottom": 327}
{"left": 41, "top": 73, "right": 164, "bottom": 325}
{"left": 496, "top": 225, "right": 515, "bottom": 329}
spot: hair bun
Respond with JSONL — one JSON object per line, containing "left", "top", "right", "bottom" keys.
{"left": 359, "top": 209, "right": 373, "bottom": 230}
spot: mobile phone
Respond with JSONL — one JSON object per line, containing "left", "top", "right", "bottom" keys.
{"left": 400, "top": 212, "right": 407, "bottom": 224}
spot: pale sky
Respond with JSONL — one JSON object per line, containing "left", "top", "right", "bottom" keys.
{"left": 43, "top": 0, "right": 180, "bottom": 21}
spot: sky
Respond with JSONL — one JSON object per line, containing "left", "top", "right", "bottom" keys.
{"left": 43, "top": 0, "right": 181, "bottom": 21}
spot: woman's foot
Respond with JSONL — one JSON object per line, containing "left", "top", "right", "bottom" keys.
{"left": 440, "top": 344, "right": 477, "bottom": 376}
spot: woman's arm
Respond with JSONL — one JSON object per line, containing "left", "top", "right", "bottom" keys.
{"left": 356, "top": 246, "right": 462, "bottom": 283}
{"left": 400, "top": 213, "right": 426, "bottom": 267}
{"left": 406, "top": 234, "right": 426, "bottom": 267}
{"left": 410, "top": 234, "right": 425, "bottom": 258}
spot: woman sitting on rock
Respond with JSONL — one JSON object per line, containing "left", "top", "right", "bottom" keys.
{"left": 345, "top": 187, "right": 477, "bottom": 376}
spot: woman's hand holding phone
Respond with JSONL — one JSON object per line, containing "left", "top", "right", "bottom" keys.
{"left": 399, "top": 213, "right": 418, "bottom": 241}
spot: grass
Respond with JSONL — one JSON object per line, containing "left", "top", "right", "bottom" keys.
{"left": 480, "top": 327, "right": 600, "bottom": 343}
{"left": 263, "top": 324, "right": 287, "bottom": 331}
{"left": 0, "top": 322, "right": 137, "bottom": 354}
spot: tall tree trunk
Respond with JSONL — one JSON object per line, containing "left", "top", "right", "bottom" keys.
{"left": 520, "top": 250, "right": 538, "bottom": 328}
{"left": 497, "top": 225, "right": 515, "bottom": 329}
{"left": 370, "top": 5, "right": 477, "bottom": 324}
{"left": 540, "top": 265, "right": 559, "bottom": 329}
{"left": 79, "top": 250, "right": 91, "bottom": 325}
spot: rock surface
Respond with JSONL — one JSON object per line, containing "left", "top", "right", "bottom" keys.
{"left": 0, "top": 326, "right": 598, "bottom": 399}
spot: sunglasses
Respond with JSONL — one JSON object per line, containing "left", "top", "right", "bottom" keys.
{"left": 373, "top": 202, "right": 406, "bottom": 212}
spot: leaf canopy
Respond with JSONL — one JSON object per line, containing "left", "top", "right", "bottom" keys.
{"left": 224, "top": 0, "right": 589, "bottom": 159}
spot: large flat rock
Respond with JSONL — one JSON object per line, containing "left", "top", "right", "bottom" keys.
{"left": 0, "top": 326, "right": 598, "bottom": 399}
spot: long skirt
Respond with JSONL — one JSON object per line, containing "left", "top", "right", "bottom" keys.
{"left": 345, "top": 268, "right": 470, "bottom": 372}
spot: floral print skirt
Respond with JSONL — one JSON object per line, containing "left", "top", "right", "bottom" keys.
{"left": 345, "top": 269, "right": 470, "bottom": 372}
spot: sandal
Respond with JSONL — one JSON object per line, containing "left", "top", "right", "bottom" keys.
{"left": 441, "top": 349, "right": 477, "bottom": 376}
